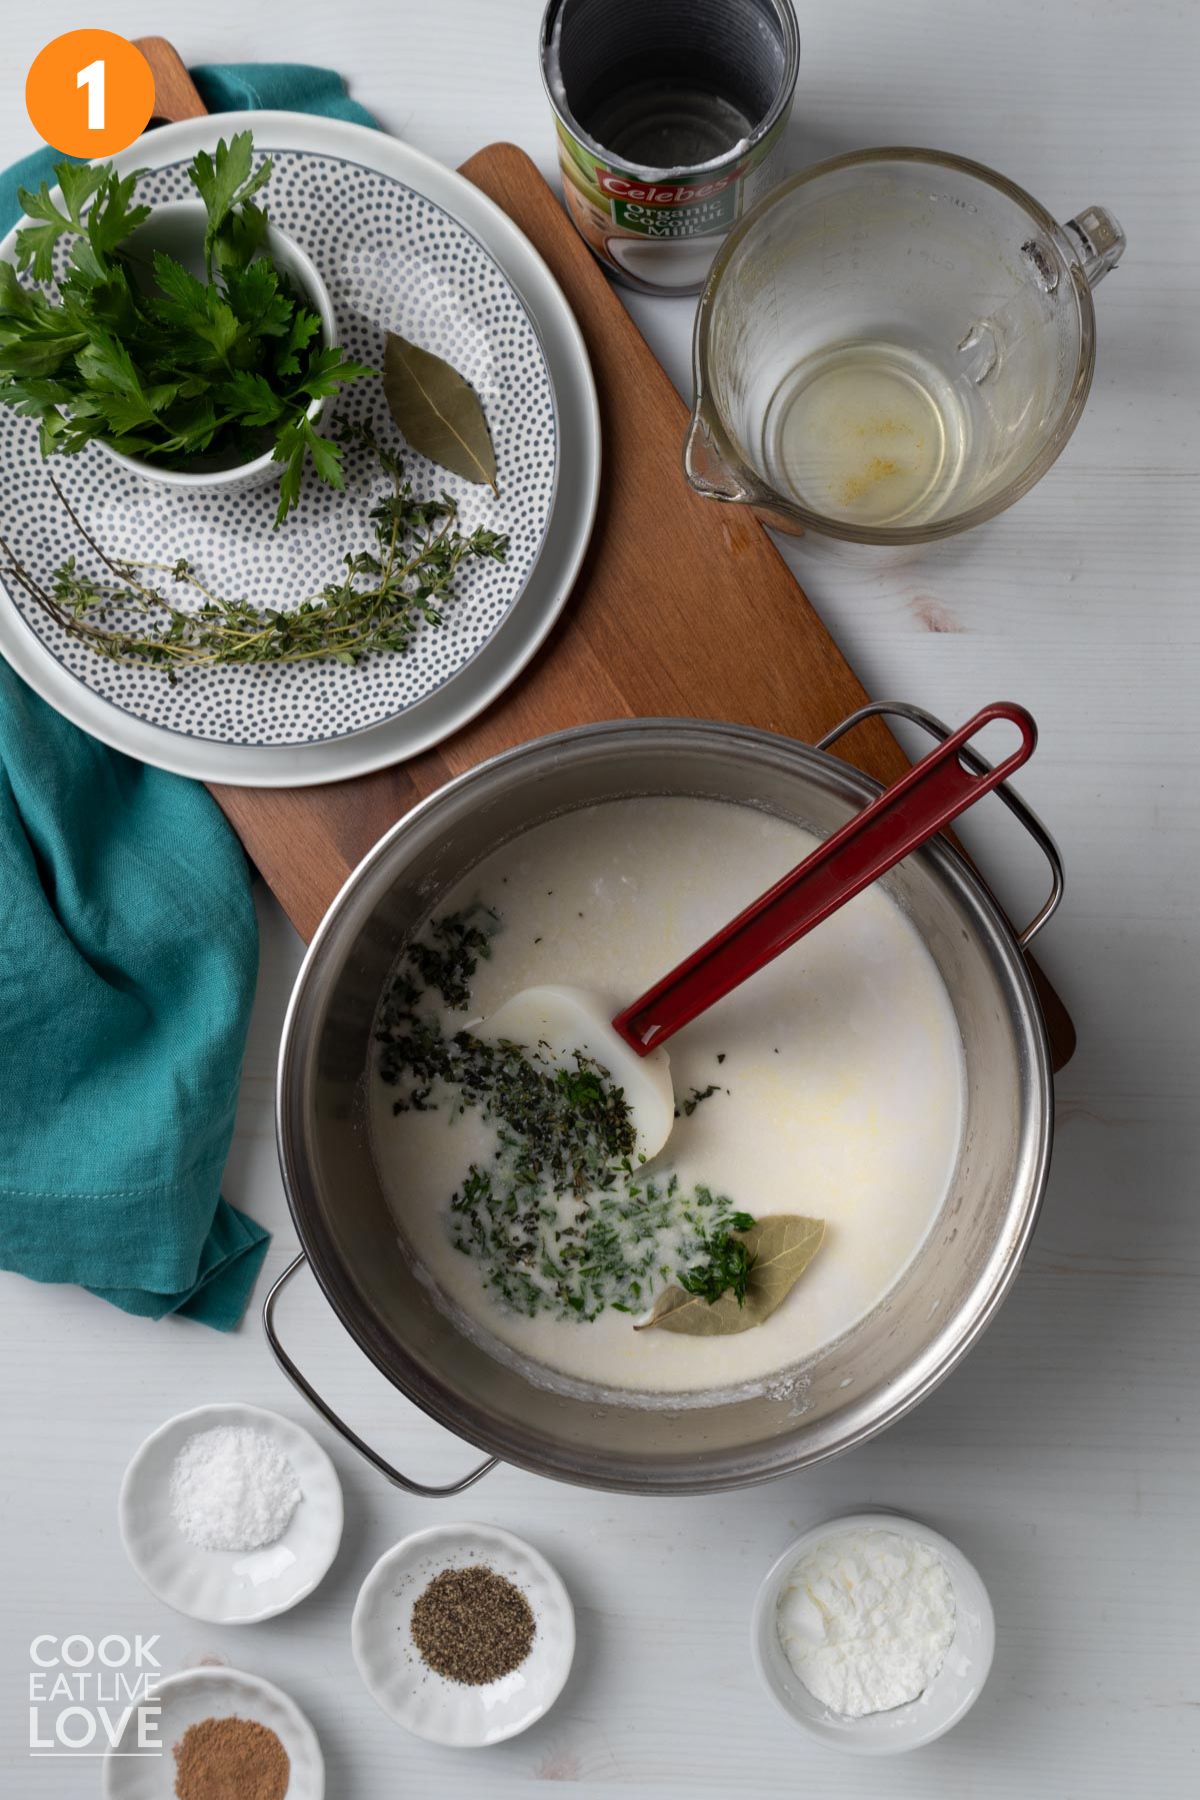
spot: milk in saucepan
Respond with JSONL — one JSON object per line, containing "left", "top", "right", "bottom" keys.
{"left": 369, "top": 796, "right": 964, "bottom": 1399}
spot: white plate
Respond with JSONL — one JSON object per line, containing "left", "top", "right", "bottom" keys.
{"left": 102, "top": 1665, "right": 324, "bottom": 1799}
{"left": 751, "top": 1510, "right": 996, "bottom": 1754}
{"left": 0, "top": 113, "right": 599, "bottom": 784}
{"left": 351, "top": 1523, "right": 575, "bottom": 1746}
{"left": 118, "top": 1402, "right": 343, "bottom": 1624}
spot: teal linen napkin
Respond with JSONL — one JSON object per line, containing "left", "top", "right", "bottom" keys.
{"left": 0, "top": 63, "right": 376, "bottom": 1327}
{"left": 0, "top": 61, "right": 376, "bottom": 226}
{"left": 0, "top": 665, "right": 263, "bottom": 1327}
{"left": 192, "top": 63, "right": 378, "bottom": 127}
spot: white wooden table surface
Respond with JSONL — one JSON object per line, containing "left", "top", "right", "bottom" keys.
{"left": 3, "top": 2, "right": 1198, "bottom": 1794}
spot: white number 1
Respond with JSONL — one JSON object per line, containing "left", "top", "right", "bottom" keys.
{"left": 77, "top": 57, "right": 106, "bottom": 131}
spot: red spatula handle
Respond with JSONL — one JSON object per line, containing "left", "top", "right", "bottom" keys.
{"left": 612, "top": 702, "right": 1037, "bottom": 1055}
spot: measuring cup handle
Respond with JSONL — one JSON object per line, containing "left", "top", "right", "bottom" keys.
{"left": 1063, "top": 206, "right": 1126, "bottom": 286}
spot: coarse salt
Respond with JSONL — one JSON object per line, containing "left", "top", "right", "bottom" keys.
{"left": 169, "top": 1426, "right": 301, "bottom": 1552}
{"left": 776, "top": 1527, "right": 956, "bottom": 1717}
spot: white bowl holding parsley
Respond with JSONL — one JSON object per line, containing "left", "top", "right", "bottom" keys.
{"left": 0, "top": 132, "right": 369, "bottom": 523}
{"left": 96, "top": 199, "right": 338, "bottom": 496}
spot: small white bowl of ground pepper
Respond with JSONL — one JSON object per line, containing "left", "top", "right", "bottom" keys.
{"left": 351, "top": 1523, "right": 575, "bottom": 1746}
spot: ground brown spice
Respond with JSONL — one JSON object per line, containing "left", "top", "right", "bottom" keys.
{"left": 172, "top": 1715, "right": 290, "bottom": 1800}
{"left": 411, "top": 1563, "right": 536, "bottom": 1684}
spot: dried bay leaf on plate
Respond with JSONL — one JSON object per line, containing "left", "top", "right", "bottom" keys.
{"left": 383, "top": 331, "right": 499, "bottom": 493}
{"left": 635, "top": 1215, "right": 826, "bottom": 1337}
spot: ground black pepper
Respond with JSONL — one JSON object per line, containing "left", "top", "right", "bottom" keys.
{"left": 410, "top": 1564, "right": 536, "bottom": 1685}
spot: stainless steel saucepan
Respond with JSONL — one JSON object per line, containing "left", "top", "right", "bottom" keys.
{"left": 269, "top": 705, "right": 1061, "bottom": 1495}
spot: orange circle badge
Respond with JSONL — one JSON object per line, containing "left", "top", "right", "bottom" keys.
{"left": 26, "top": 30, "right": 155, "bottom": 159}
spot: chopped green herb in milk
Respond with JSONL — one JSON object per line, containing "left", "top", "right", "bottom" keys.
{"left": 374, "top": 909, "right": 755, "bottom": 1323}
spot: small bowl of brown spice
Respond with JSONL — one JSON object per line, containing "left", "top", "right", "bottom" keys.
{"left": 102, "top": 1664, "right": 323, "bottom": 1799}
{"left": 351, "top": 1522, "right": 575, "bottom": 1746}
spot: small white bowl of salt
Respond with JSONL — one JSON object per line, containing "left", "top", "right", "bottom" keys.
{"left": 118, "top": 1402, "right": 343, "bottom": 1624}
{"left": 751, "top": 1510, "right": 995, "bottom": 1754}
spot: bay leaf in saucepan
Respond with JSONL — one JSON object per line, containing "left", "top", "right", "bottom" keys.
{"left": 383, "top": 332, "right": 499, "bottom": 493}
{"left": 635, "top": 1215, "right": 826, "bottom": 1337}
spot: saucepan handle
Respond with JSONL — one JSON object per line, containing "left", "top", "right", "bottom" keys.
{"left": 815, "top": 700, "right": 1064, "bottom": 949}
{"left": 263, "top": 1252, "right": 499, "bottom": 1498}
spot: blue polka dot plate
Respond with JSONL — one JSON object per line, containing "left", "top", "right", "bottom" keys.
{"left": 0, "top": 114, "right": 599, "bottom": 785}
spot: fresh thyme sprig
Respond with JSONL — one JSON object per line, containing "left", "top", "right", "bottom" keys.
{"left": 0, "top": 426, "right": 508, "bottom": 678}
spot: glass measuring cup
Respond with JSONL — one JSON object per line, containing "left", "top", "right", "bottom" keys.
{"left": 685, "top": 148, "right": 1125, "bottom": 542}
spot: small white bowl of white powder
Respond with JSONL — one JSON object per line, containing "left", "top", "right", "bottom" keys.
{"left": 119, "top": 1402, "right": 343, "bottom": 1623}
{"left": 751, "top": 1512, "right": 994, "bottom": 1753}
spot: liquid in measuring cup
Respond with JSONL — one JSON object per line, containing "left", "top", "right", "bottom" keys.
{"left": 761, "top": 339, "right": 976, "bottom": 529}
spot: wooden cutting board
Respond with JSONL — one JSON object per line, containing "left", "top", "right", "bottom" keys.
{"left": 137, "top": 38, "right": 1074, "bottom": 1069}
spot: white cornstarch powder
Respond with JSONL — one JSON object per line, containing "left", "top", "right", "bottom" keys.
{"left": 169, "top": 1426, "right": 302, "bottom": 1552}
{"left": 776, "top": 1528, "right": 956, "bottom": 1717}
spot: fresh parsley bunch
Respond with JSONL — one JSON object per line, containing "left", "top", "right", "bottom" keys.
{"left": 0, "top": 133, "right": 370, "bottom": 523}
{"left": 679, "top": 1212, "right": 758, "bottom": 1305}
